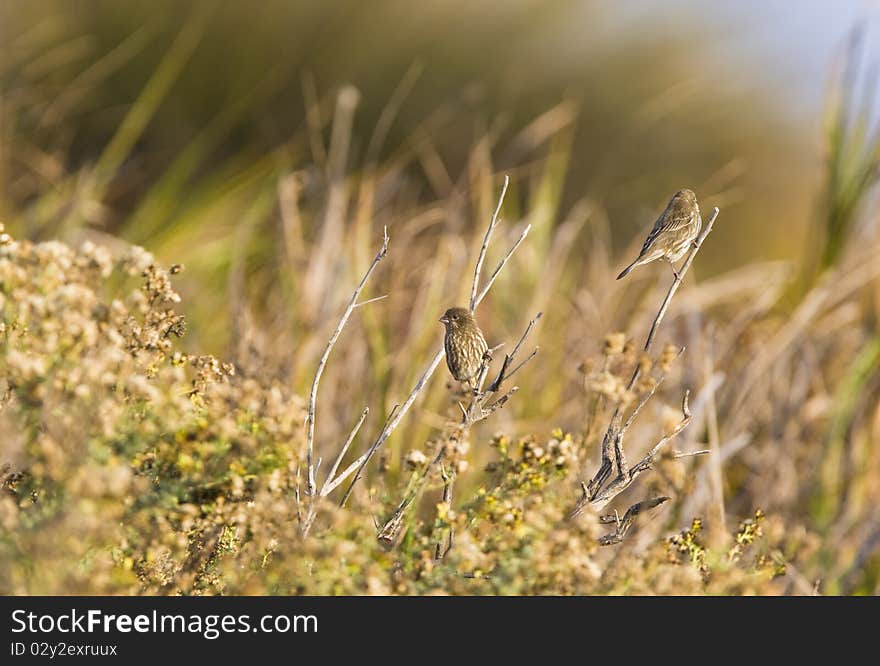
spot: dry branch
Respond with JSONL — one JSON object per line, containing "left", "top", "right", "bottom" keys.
{"left": 336, "top": 404, "right": 399, "bottom": 506}
{"left": 470, "top": 175, "right": 510, "bottom": 311}
{"left": 570, "top": 206, "right": 720, "bottom": 533}
{"left": 320, "top": 407, "right": 369, "bottom": 498}
{"left": 298, "top": 228, "right": 388, "bottom": 535}
{"left": 305, "top": 226, "right": 388, "bottom": 497}
{"left": 458, "top": 313, "right": 541, "bottom": 428}
{"left": 598, "top": 496, "right": 670, "bottom": 546}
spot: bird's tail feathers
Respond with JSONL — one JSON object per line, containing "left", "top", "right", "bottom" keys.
{"left": 616, "top": 258, "right": 640, "bottom": 280}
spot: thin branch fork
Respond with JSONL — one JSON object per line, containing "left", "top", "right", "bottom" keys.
{"left": 488, "top": 312, "right": 543, "bottom": 392}
{"left": 334, "top": 404, "right": 399, "bottom": 505}
{"left": 320, "top": 407, "right": 369, "bottom": 497}
{"left": 598, "top": 496, "right": 670, "bottom": 546}
{"left": 572, "top": 392, "right": 691, "bottom": 520}
{"left": 470, "top": 175, "right": 510, "bottom": 311}
{"left": 592, "top": 390, "right": 692, "bottom": 504}
{"left": 459, "top": 312, "right": 541, "bottom": 428}
{"left": 587, "top": 347, "right": 683, "bottom": 502}
{"left": 473, "top": 223, "right": 532, "bottom": 308}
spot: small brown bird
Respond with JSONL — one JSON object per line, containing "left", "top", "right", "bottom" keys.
{"left": 440, "top": 306, "right": 489, "bottom": 388}
{"left": 616, "top": 188, "right": 702, "bottom": 280}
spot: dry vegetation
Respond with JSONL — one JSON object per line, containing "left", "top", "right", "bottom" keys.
{"left": 2, "top": 8, "right": 880, "bottom": 596}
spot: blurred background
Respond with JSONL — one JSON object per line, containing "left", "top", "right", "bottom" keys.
{"left": 3, "top": 1, "right": 880, "bottom": 593}
{"left": 3, "top": 1, "right": 879, "bottom": 341}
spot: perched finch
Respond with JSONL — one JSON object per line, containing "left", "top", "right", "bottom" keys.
{"left": 616, "top": 188, "right": 702, "bottom": 280}
{"left": 440, "top": 307, "right": 489, "bottom": 388}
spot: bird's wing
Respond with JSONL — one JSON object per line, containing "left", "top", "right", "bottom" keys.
{"left": 637, "top": 210, "right": 668, "bottom": 256}
{"left": 664, "top": 208, "right": 697, "bottom": 233}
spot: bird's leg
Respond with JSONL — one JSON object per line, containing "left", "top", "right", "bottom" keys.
{"left": 461, "top": 379, "right": 479, "bottom": 398}
{"left": 666, "top": 258, "right": 681, "bottom": 281}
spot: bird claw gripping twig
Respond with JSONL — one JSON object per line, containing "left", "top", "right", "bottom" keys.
{"left": 459, "top": 312, "right": 542, "bottom": 429}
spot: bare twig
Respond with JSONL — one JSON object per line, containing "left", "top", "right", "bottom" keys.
{"left": 673, "top": 449, "right": 710, "bottom": 459}
{"left": 320, "top": 407, "right": 369, "bottom": 497}
{"left": 601, "top": 392, "right": 691, "bottom": 506}
{"left": 305, "top": 227, "right": 388, "bottom": 497}
{"left": 474, "top": 223, "right": 532, "bottom": 307}
{"left": 626, "top": 391, "right": 693, "bottom": 478}
{"left": 620, "top": 347, "right": 684, "bottom": 436}
{"left": 435, "top": 464, "right": 456, "bottom": 560}
{"left": 585, "top": 348, "right": 683, "bottom": 503}
{"left": 489, "top": 312, "right": 543, "bottom": 392}
{"left": 470, "top": 174, "right": 510, "bottom": 311}
{"left": 599, "top": 497, "right": 670, "bottom": 546}
{"left": 588, "top": 392, "right": 691, "bottom": 505}
{"left": 294, "top": 466, "right": 303, "bottom": 529}
{"left": 460, "top": 313, "right": 540, "bottom": 427}
{"left": 335, "top": 404, "right": 399, "bottom": 505}
{"left": 354, "top": 294, "right": 388, "bottom": 308}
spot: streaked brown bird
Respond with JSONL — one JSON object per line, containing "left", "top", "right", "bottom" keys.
{"left": 440, "top": 306, "right": 488, "bottom": 388}
{"left": 616, "top": 188, "right": 702, "bottom": 280}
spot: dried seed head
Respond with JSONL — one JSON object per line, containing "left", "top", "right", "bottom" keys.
{"left": 404, "top": 450, "right": 428, "bottom": 470}
{"left": 660, "top": 343, "right": 680, "bottom": 372}
{"left": 604, "top": 332, "right": 626, "bottom": 356}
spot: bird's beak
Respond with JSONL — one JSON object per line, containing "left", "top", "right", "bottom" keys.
{"left": 439, "top": 316, "right": 449, "bottom": 324}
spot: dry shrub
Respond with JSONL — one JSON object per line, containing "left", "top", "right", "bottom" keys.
{"left": 0, "top": 223, "right": 823, "bottom": 594}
